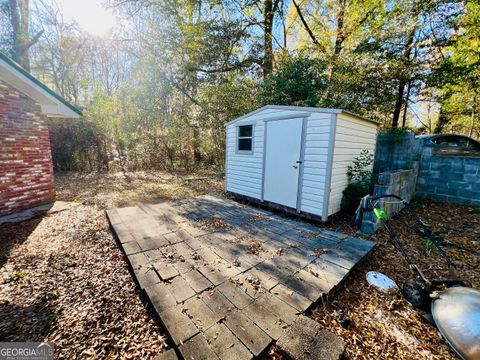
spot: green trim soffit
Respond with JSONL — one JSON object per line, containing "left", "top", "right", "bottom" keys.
{"left": 0, "top": 51, "right": 82, "bottom": 116}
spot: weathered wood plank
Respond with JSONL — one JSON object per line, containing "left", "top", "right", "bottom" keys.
{"left": 137, "top": 235, "right": 169, "bottom": 251}
{"left": 276, "top": 315, "right": 321, "bottom": 360}
{"left": 164, "top": 232, "right": 184, "bottom": 245}
{"left": 196, "top": 247, "right": 222, "bottom": 264}
{"left": 135, "top": 266, "right": 161, "bottom": 289}
{"left": 231, "top": 272, "right": 268, "bottom": 299}
{"left": 243, "top": 300, "right": 288, "bottom": 340}
{"left": 179, "top": 333, "right": 219, "bottom": 360}
{"left": 153, "top": 260, "right": 179, "bottom": 281}
{"left": 127, "top": 252, "right": 150, "bottom": 271}
{"left": 283, "top": 274, "right": 323, "bottom": 302}
{"left": 145, "top": 283, "right": 177, "bottom": 313}
{"left": 160, "top": 305, "right": 199, "bottom": 345}
{"left": 217, "top": 281, "right": 254, "bottom": 309}
{"left": 244, "top": 267, "right": 277, "bottom": 290}
{"left": 180, "top": 222, "right": 210, "bottom": 238}
{"left": 122, "top": 241, "right": 142, "bottom": 255}
{"left": 182, "top": 270, "right": 212, "bottom": 293}
{"left": 318, "top": 248, "right": 356, "bottom": 270}
{"left": 182, "top": 296, "right": 222, "bottom": 331}
{"left": 202, "top": 289, "right": 235, "bottom": 318}
{"left": 111, "top": 223, "right": 135, "bottom": 243}
{"left": 106, "top": 209, "right": 123, "bottom": 225}
{"left": 338, "top": 237, "right": 376, "bottom": 261}
{"left": 269, "top": 284, "right": 312, "bottom": 312}
{"left": 224, "top": 310, "right": 272, "bottom": 356}
{"left": 115, "top": 206, "right": 142, "bottom": 223}
{"left": 204, "top": 323, "right": 253, "bottom": 360}
{"left": 306, "top": 258, "right": 350, "bottom": 291}
{"left": 168, "top": 276, "right": 196, "bottom": 303}
{"left": 255, "top": 293, "right": 299, "bottom": 325}
{"left": 255, "top": 258, "right": 296, "bottom": 284}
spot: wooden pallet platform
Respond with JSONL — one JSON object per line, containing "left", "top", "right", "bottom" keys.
{"left": 107, "top": 195, "right": 375, "bottom": 360}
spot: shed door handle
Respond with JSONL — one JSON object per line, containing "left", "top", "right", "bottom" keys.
{"left": 296, "top": 160, "right": 302, "bottom": 164}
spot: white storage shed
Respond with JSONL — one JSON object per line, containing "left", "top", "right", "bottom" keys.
{"left": 225, "top": 105, "right": 379, "bottom": 221}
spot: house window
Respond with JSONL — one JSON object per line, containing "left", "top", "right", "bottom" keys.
{"left": 237, "top": 125, "right": 253, "bottom": 152}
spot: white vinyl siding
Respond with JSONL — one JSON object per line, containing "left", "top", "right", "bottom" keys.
{"left": 226, "top": 108, "right": 304, "bottom": 199}
{"left": 298, "top": 113, "right": 331, "bottom": 217}
{"left": 225, "top": 106, "right": 378, "bottom": 221}
{"left": 226, "top": 122, "right": 264, "bottom": 198}
{"left": 328, "top": 113, "right": 378, "bottom": 216}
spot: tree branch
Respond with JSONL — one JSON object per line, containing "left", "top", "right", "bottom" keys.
{"left": 292, "top": 0, "right": 319, "bottom": 46}
{"left": 13, "top": 30, "right": 45, "bottom": 52}
{"left": 186, "top": 57, "right": 262, "bottom": 74}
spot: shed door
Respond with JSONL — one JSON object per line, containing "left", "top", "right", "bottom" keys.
{"left": 263, "top": 118, "right": 303, "bottom": 209}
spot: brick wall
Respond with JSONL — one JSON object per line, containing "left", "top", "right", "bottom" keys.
{"left": 0, "top": 79, "right": 55, "bottom": 216}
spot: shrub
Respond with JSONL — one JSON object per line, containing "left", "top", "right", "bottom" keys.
{"left": 341, "top": 150, "right": 374, "bottom": 214}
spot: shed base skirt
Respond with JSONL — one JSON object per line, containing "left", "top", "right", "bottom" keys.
{"left": 225, "top": 191, "right": 327, "bottom": 223}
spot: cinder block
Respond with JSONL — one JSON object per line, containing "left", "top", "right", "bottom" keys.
{"left": 445, "top": 172, "right": 465, "bottom": 181}
{"left": 377, "top": 173, "right": 392, "bottom": 185}
{"left": 436, "top": 187, "right": 458, "bottom": 196}
{"left": 360, "top": 221, "right": 377, "bottom": 234}
{"left": 373, "top": 185, "right": 388, "bottom": 196}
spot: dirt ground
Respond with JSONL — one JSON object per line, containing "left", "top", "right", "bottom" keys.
{"left": 1, "top": 171, "right": 478, "bottom": 359}
{"left": 54, "top": 171, "right": 224, "bottom": 209}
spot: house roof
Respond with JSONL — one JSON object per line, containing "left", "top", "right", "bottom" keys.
{"left": 0, "top": 52, "right": 81, "bottom": 118}
{"left": 224, "top": 105, "right": 379, "bottom": 126}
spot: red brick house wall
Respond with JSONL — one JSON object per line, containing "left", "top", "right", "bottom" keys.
{"left": 0, "top": 79, "right": 55, "bottom": 216}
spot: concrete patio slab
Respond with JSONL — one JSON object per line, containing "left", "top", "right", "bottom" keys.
{"left": 107, "top": 195, "right": 375, "bottom": 359}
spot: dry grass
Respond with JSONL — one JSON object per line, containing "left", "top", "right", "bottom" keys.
{"left": 55, "top": 171, "right": 223, "bottom": 209}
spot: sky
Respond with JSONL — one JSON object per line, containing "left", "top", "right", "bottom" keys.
{"left": 50, "top": 0, "right": 118, "bottom": 36}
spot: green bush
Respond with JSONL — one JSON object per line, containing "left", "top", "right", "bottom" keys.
{"left": 341, "top": 180, "right": 372, "bottom": 215}
{"left": 341, "top": 149, "right": 374, "bottom": 214}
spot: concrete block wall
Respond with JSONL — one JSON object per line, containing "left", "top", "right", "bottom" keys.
{"left": 373, "top": 131, "right": 420, "bottom": 175}
{"left": 416, "top": 146, "right": 480, "bottom": 207}
{"left": 0, "top": 79, "right": 55, "bottom": 216}
{"left": 361, "top": 166, "right": 418, "bottom": 234}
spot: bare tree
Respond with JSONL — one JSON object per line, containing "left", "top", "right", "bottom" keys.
{"left": 7, "top": 0, "right": 43, "bottom": 70}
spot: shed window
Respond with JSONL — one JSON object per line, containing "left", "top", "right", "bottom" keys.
{"left": 237, "top": 125, "right": 253, "bottom": 152}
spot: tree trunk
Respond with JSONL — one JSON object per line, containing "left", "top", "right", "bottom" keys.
{"left": 402, "top": 80, "right": 412, "bottom": 127}
{"left": 8, "top": 0, "right": 43, "bottom": 71}
{"left": 334, "top": 0, "right": 346, "bottom": 56}
{"left": 392, "top": 81, "right": 406, "bottom": 128}
{"left": 392, "top": 27, "right": 415, "bottom": 127}
{"left": 192, "top": 126, "right": 202, "bottom": 165}
{"left": 433, "top": 103, "right": 449, "bottom": 133}
{"left": 263, "top": 0, "right": 274, "bottom": 79}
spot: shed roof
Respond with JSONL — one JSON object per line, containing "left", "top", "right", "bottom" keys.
{"left": 0, "top": 52, "right": 81, "bottom": 118}
{"left": 225, "top": 105, "right": 379, "bottom": 126}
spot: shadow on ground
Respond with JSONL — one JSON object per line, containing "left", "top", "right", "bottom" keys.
{"left": 0, "top": 300, "right": 58, "bottom": 342}
{"left": 0, "top": 217, "right": 44, "bottom": 269}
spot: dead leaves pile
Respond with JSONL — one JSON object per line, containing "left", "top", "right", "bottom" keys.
{"left": 243, "top": 213, "right": 271, "bottom": 225}
{"left": 303, "top": 199, "right": 479, "bottom": 360}
{"left": 195, "top": 217, "right": 232, "bottom": 231}
{"left": 0, "top": 205, "right": 167, "bottom": 359}
{"left": 248, "top": 240, "right": 264, "bottom": 255}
